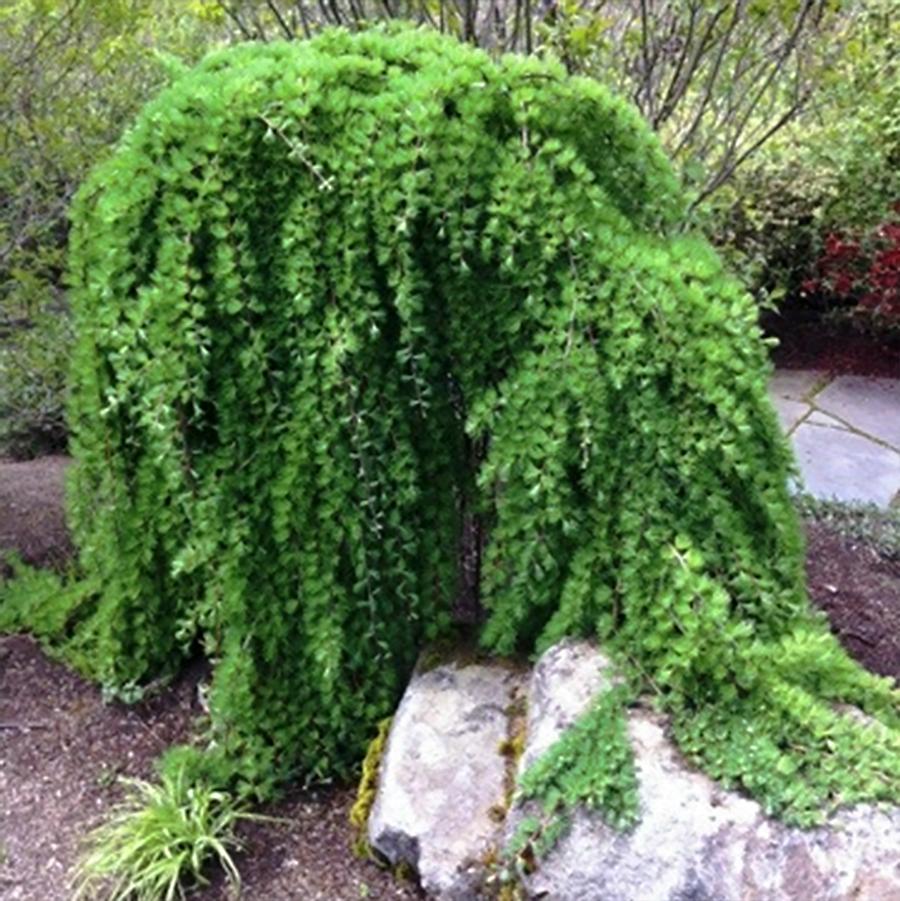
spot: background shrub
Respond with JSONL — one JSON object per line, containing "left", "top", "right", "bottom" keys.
{"left": 0, "top": 0, "right": 222, "bottom": 457}
{"left": 709, "top": 0, "right": 899, "bottom": 309}
{"left": 801, "top": 207, "right": 900, "bottom": 326}
{"left": 0, "top": 303, "right": 72, "bottom": 457}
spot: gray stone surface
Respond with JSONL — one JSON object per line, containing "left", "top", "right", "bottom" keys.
{"left": 369, "top": 643, "right": 900, "bottom": 900}
{"left": 766, "top": 371, "right": 900, "bottom": 507}
{"left": 522, "top": 710, "right": 900, "bottom": 901}
{"left": 792, "top": 422, "right": 900, "bottom": 507}
{"left": 816, "top": 376, "right": 900, "bottom": 450}
{"left": 518, "top": 639, "right": 620, "bottom": 772}
{"left": 368, "top": 656, "right": 524, "bottom": 899}
{"left": 769, "top": 369, "right": 825, "bottom": 403}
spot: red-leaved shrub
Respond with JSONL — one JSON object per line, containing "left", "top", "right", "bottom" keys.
{"left": 802, "top": 201, "right": 900, "bottom": 323}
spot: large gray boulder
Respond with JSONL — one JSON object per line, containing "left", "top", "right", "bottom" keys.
{"left": 368, "top": 653, "right": 526, "bottom": 899}
{"left": 368, "top": 640, "right": 900, "bottom": 900}
{"left": 513, "top": 642, "right": 900, "bottom": 901}
{"left": 518, "top": 710, "right": 900, "bottom": 900}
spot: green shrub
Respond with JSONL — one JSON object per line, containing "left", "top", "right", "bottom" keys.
{"left": 0, "top": 0, "right": 223, "bottom": 458}
{"left": 0, "top": 307, "right": 73, "bottom": 457}
{"left": 57, "top": 25, "right": 898, "bottom": 830}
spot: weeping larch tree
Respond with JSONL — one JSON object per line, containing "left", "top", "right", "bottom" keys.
{"left": 52, "top": 25, "right": 899, "bottom": 832}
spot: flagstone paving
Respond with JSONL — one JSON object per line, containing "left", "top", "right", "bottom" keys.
{"left": 769, "top": 370, "right": 900, "bottom": 508}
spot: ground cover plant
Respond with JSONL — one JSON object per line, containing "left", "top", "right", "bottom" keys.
{"left": 4, "top": 23, "right": 899, "bottom": 891}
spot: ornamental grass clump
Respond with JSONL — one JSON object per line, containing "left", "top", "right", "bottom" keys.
{"left": 58, "top": 24, "right": 898, "bottom": 829}
{"left": 73, "top": 767, "right": 249, "bottom": 901}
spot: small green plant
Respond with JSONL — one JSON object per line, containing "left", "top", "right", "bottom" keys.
{"left": 73, "top": 768, "right": 251, "bottom": 901}
{"left": 0, "top": 557, "right": 95, "bottom": 667}
{"left": 505, "top": 685, "right": 639, "bottom": 874}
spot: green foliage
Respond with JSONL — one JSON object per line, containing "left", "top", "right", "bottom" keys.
{"left": 709, "top": 1, "right": 900, "bottom": 300}
{"left": 0, "top": 0, "right": 222, "bottom": 457}
{"left": 810, "top": 2, "right": 899, "bottom": 233}
{"left": 0, "top": 556, "right": 94, "bottom": 649}
{"left": 507, "top": 686, "right": 638, "bottom": 875}
{"left": 56, "top": 24, "right": 900, "bottom": 834}
{"left": 73, "top": 766, "right": 251, "bottom": 901}
{"left": 0, "top": 306, "right": 73, "bottom": 457}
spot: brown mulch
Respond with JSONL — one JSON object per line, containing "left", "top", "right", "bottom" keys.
{"left": 1, "top": 456, "right": 898, "bottom": 899}
{"left": 804, "top": 521, "right": 900, "bottom": 682}
{"left": 0, "top": 639, "right": 206, "bottom": 901}
{"left": 0, "top": 635, "right": 422, "bottom": 901}
{"left": 765, "top": 308, "right": 900, "bottom": 379}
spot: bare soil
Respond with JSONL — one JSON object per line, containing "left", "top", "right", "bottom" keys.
{"left": 0, "top": 635, "right": 422, "bottom": 901}
{"left": 804, "top": 520, "right": 900, "bottom": 682}
{"left": 0, "top": 456, "right": 897, "bottom": 900}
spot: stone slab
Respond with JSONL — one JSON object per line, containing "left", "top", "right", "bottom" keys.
{"left": 815, "top": 376, "right": 900, "bottom": 450}
{"left": 368, "top": 656, "right": 524, "bottom": 899}
{"left": 791, "top": 422, "right": 900, "bottom": 507}
{"left": 806, "top": 409, "right": 848, "bottom": 430}
{"left": 772, "top": 396, "right": 810, "bottom": 434}
{"left": 769, "top": 369, "right": 826, "bottom": 403}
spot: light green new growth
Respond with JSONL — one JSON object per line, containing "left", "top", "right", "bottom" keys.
{"left": 51, "top": 23, "right": 899, "bottom": 830}
{"left": 508, "top": 686, "right": 639, "bottom": 875}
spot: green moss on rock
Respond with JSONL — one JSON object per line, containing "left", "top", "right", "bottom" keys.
{"left": 350, "top": 717, "right": 393, "bottom": 858}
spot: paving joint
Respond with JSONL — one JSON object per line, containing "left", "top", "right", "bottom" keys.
{"left": 803, "top": 403, "right": 900, "bottom": 456}
{"left": 801, "top": 373, "right": 833, "bottom": 403}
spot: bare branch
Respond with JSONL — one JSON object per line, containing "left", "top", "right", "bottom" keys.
{"left": 218, "top": 3, "right": 255, "bottom": 40}
{"left": 266, "top": 0, "right": 298, "bottom": 38}
{"left": 671, "top": 2, "right": 740, "bottom": 159}
{"left": 293, "top": 1, "right": 314, "bottom": 38}
{"left": 690, "top": 93, "right": 809, "bottom": 209}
